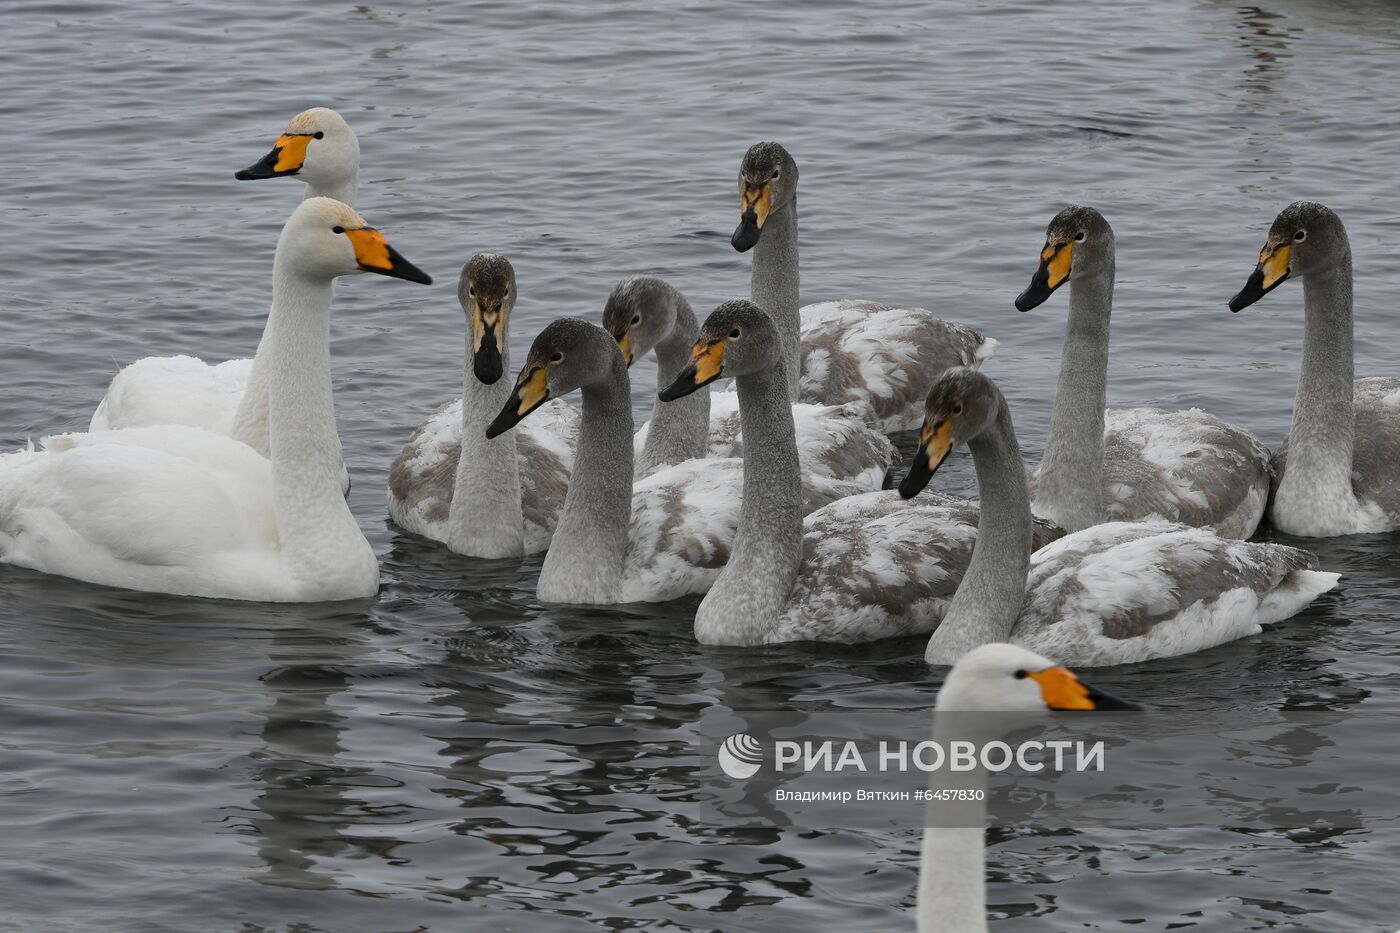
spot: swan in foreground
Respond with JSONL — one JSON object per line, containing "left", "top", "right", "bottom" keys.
{"left": 656, "top": 300, "right": 1060, "bottom": 645}
{"left": 899, "top": 368, "right": 1337, "bottom": 666}
{"left": 1229, "top": 201, "right": 1400, "bottom": 537}
{"left": 387, "top": 254, "right": 579, "bottom": 557}
{"left": 1014, "top": 206, "right": 1271, "bottom": 538}
{"left": 90, "top": 108, "right": 361, "bottom": 490}
{"left": 0, "top": 198, "right": 431, "bottom": 601}
{"left": 602, "top": 274, "right": 894, "bottom": 485}
{"left": 484, "top": 316, "right": 879, "bottom": 605}
{"left": 917, "top": 643, "right": 1141, "bottom": 933}
{"left": 731, "top": 142, "right": 995, "bottom": 429}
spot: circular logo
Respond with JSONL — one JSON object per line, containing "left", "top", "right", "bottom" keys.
{"left": 718, "top": 733, "right": 764, "bottom": 779}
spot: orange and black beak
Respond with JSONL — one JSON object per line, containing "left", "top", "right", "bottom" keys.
{"left": 1229, "top": 243, "right": 1291, "bottom": 312}
{"left": 659, "top": 337, "right": 726, "bottom": 401}
{"left": 235, "top": 133, "right": 316, "bottom": 180}
{"left": 471, "top": 301, "right": 506, "bottom": 384}
{"left": 1015, "top": 241, "right": 1073, "bottom": 311}
{"left": 897, "top": 416, "right": 954, "bottom": 499}
{"left": 612, "top": 328, "right": 635, "bottom": 367}
{"left": 486, "top": 365, "right": 550, "bottom": 438}
{"left": 731, "top": 181, "right": 773, "bottom": 253}
{"left": 344, "top": 227, "right": 432, "bottom": 285}
{"left": 1029, "top": 665, "right": 1143, "bottom": 711}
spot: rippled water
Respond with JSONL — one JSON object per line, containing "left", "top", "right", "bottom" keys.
{"left": 5, "top": 0, "right": 1400, "bottom": 929}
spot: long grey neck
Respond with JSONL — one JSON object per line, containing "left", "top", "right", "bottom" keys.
{"left": 638, "top": 290, "right": 711, "bottom": 476}
{"left": 925, "top": 404, "right": 1033, "bottom": 665}
{"left": 917, "top": 712, "right": 990, "bottom": 933}
{"left": 1034, "top": 260, "right": 1113, "bottom": 533}
{"left": 448, "top": 327, "right": 525, "bottom": 558}
{"left": 1278, "top": 256, "right": 1356, "bottom": 505}
{"left": 304, "top": 176, "right": 358, "bottom": 207}
{"left": 752, "top": 201, "right": 802, "bottom": 402}
{"left": 693, "top": 357, "right": 803, "bottom": 645}
{"left": 537, "top": 358, "right": 634, "bottom": 603}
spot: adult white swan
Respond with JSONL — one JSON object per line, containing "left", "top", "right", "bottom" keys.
{"left": 387, "top": 254, "right": 579, "bottom": 557}
{"left": 916, "top": 643, "right": 1141, "bottom": 933}
{"left": 90, "top": 108, "right": 361, "bottom": 482}
{"left": 1228, "top": 201, "right": 1400, "bottom": 537}
{"left": 601, "top": 274, "right": 894, "bottom": 485}
{"left": 484, "top": 315, "right": 882, "bottom": 605}
{"left": 730, "top": 142, "right": 995, "bottom": 429}
{"left": 0, "top": 198, "right": 430, "bottom": 601}
{"left": 1014, "top": 206, "right": 1271, "bottom": 538}
{"left": 899, "top": 368, "right": 1337, "bottom": 667}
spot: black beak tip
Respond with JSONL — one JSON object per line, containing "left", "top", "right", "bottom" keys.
{"left": 731, "top": 212, "right": 761, "bottom": 253}
{"left": 234, "top": 168, "right": 255, "bottom": 181}
{"left": 1014, "top": 280, "right": 1053, "bottom": 313}
{"left": 474, "top": 357, "right": 503, "bottom": 385}
{"left": 485, "top": 410, "right": 516, "bottom": 440}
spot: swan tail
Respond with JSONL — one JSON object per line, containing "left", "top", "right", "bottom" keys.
{"left": 1258, "top": 570, "right": 1341, "bottom": 626}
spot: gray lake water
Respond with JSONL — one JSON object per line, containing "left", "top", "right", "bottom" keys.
{"left": 5, "top": 0, "right": 1400, "bottom": 929}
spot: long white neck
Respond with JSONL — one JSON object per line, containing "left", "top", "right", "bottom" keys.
{"left": 752, "top": 202, "right": 802, "bottom": 402}
{"left": 448, "top": 328, "right": 525, "bottom": 558}
{"left": 693, "top": 356, "right": 803, "bottom": 645}
{"left": 1034, "top": 259, "right": 1113, "bottom": 533}
{"left": 262, "top": 256, "right": 370, "bottom": 587}
{"left": 536, "top": 358, "right": 634, "bottom": 603}
{"left": 917, "top": 713, "right": 990, "bottom": 933}
{"left": 304, "top": 175, "right": 357, "bottom": 208}
{"left": 1275, "top": 256, "right": 1356, "bottom": 515}
{"left": 638, "top": 290, "right": 711, "bottom": 476}
{"left": 925, "top": 404, "right": 1033, "bottom": 664}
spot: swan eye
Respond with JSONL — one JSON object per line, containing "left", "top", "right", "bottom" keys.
{"left": 631, "top": 314, "right": 641, "bottom": 325}
{"left": 332, "top": 225, "right": 344, "bottom": 234}
{"left": 468, "top": 286, "right": 475, "bottom": 297}
{"left": 952, "top": 403, "right": 963, "bottom": 415}
{"left": 1294, "top": 230, "right": 1307, "bottom": 242}
{"left": 1075, "top": 231, "right": 1086, "bottom": 242}
{"left": 771, "top": 169, "right": 780, "bottom": 179}
{"left": 729, "top": 328, "right": 741, "bottom": 339}
{"left": 313, "top": 131, "right": 324, "bottom": 140}
{"left": 1014, "top": 669, "right": 1029, "bottom": 679}
{"left": 551, "top": 352, "right": 564, "bottom": 363}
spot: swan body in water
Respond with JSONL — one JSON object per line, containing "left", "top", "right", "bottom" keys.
{"left": 899, "top": 368, "right": 1338, "bottom": 667}
{"left": 1014, "top": 206, "right": 1271, "bottom": 539}
{"left": 1228, "top": 201, "right": 1400, "bottom": 537}
{"left": 90, "top": 108, "right": 360, "bottom": 492}
{"left": 387, "top": 254, "right": 580, "bottom": 558}
{"left": 731, "top": 141, "right": 995, "bottom": 429}
{"left": 0, "top": 198, "right": 431, "bottom": 601}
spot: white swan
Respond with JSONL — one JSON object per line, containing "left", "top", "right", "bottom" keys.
{"left": 0, "top": 198, "right": 431, "bottom": 601}
{"left": 1014, "top": 206, "right": 1271, "bottom": 539}
{"left": 601, "top": 274, "right": 894, "bottom": 486}
{"left": 917, "top": 642, "right": 1141, "bottom": 933}
{"left": 484, "top": 315, "right": 881, "bottom": 605}
{"left": 1228, "top": 201, "right": 1400, "bottom": 537}
{"left": 899, "top": 368, "right": 1338, "bottom": 666}
{"left": 90, "top": 108, "right": 360, "bottom": 484}
{"left": 387, "top": 254, "right": 580, "bottom": 557}
{"left": 731, "top": 142, "right": 995, "bottom": 429}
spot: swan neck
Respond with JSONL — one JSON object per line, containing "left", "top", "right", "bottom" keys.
{"left": 752, "top": 200, "right": 802, "bottom": 402}
{"left": 538, "top": 358, "right": 633, "bottom": 601}
{"left": 449, "top": 328, "right": 525, "bottom": 556}
{"left": 639, "top": 290, "right": 710, "bottom": 476}
{"left": 1035, "top": 261, "right": 1112, "bottom": 532}
{"left": 694, "top": 358, "right": 803, "bottom": 645}
{"left": 917, "top": 713, "right": 990, "bottom": 933}
{"left": 925, "top": 404, "right": 1032, "bottom": 664}
{"left": 304, "top": 176, "right": 358, "bottom": 207}
{"left": 1283, "top": 257, "right": 1356, "bottom": 499}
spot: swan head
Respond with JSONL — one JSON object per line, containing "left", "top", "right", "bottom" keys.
{"left": 279, "top": 197, "right": 432, "bottom": 285}
{"left": 235, "top": 107, "right": 359, "bottom": 192}
{"left": 460, "top": 254, "right": 516, "bottom": 385}
{"left": 1228, "top": 201, "right": 1349, "bottom": 312}
{"left": 602, "top": 275, "right": 683, "bottom": 367}
{"left": 898, "top": 367, "right": 1003, "bottom": 499}
{"left": 1014, "top": 205, "right": 1114, "bottom": 312}
{"left": 485, "top": 319, "right": 622, "bottom": 438}
{"left": 657, "top": 299, "right": 777, "bottom": 401}
{"left": 731, "top": 142, "right": 799, "bottom": 252}
{"left": 938, "top": 644, "right": 1142, "bottom": 712}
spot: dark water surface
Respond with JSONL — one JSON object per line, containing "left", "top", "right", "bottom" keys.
{"left": 5, "top": 0, "right": 1400, "bottom": 929}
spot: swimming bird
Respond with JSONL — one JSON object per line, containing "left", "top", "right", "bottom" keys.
{"left": 602, "top": 274, "right": 894, "bottom": 486}
{"left": 1228, "top": 201, "right": 1400, "bottom": 537}
{"left": 484, "top": 316, "right": 879, "bottom": 605}
{"left": 387, "top": 254, "right": 579, "bottom": 557}
{"left": 0, "top": 198, "right": 431, "bottom": 601}
{"left": 656, "top": 300, "right": 1059, "bottom": 646}
{"left": 899, "top": 368, "right": 1337, "bottom": 667}
{"left": 1014, "top": 206, "right": 1271, "bottom": 538}
{"left": 917, "top": 643, "right": 1140, "bottom": 933}
{"left": 90, "top": 108, "right": 362, "bottom": 492}
{"left": 731, "top": 142, "right": 995, "bottom": 429}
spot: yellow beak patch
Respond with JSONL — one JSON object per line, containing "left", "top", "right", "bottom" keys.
{"left": 515, "top": 366, "right": 549, "bottom": 416}
{"left": 689, "top": 338, "right": 727, "bottom": 384}
{"left": 921, "top": 416, "right": 953, "bottom": 469}
{"left": 472, "top": 302, "right": 503, "bottom": 352}
{"left": 1260, "top": 243, "right": 1291, "bottom": 289}
{"left": 272, "top": 133, "right": 315, "bottom": 173}
{"left": 1043, "top": 242, "right": 1073, "bottom": 289}
{"left": 741, "top": 182, "right": 773, "bottom": 230}
{"left": 617, "top": 330, "right": 634, "bottom": 367}
{"left": 1029, "top": 666, "right": 1094, "bottom": 711}
{"left": 345, "top": 227, "right": 392, "bottom": 271}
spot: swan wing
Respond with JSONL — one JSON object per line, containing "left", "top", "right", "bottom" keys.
{"left": 90, "top": 355, "right": 252, "bottom": 434}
